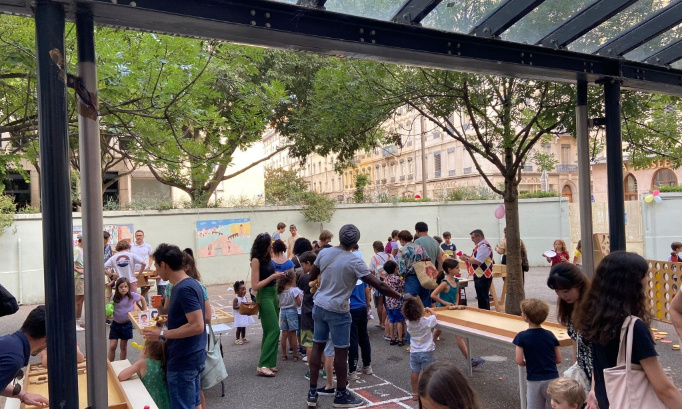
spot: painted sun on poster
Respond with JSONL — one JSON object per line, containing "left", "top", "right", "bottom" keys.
{"left": 196, "top": 218, "right": 251, "bottom": 258}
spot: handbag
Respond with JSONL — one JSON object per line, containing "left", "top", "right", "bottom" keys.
{"left": 603, "top": 316, "right": 671, "bottom": 409}
{"left": 413, "top": 258, "right": 438, "bottom": 290}
{"left": 238, "top": 301, "right": 259, "bottom": 316}
{"left": 0, "top": 284, "right": 19, "bottom": 317}
{"left": 521, "top": 245, "right": 530, "bottom": 272}
{"left": 200, "top": 323, "right": 228, "bottom": 390}
{"left": 563, "top": 362, "right": 590, "bottom": 392}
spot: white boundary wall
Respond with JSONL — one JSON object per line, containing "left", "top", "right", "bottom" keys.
{"left": 0, "top": 198, "right": 570, "bottom": 304}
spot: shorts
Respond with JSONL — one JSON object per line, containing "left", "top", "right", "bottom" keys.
{"left": 75, "top": 278, "right": 85, "bottom": 296}
{"left": 409, "top": 351, "right": 435, "bottom": 372}
{"left": 109, "top": 320, "right": 133, "bottom": 340}
{"left": 387, "top": 308, "right": 404, "bottom": 324}
{"left": 324, "top": 338, "right": 335, "bottom": 357}
{"left": 374, "top": 293, "right": 384, "bottom": 309}
{"left": 312, "top": 305, "right": 351, "bottom": 349}
{"left": 279, "top": 308, "right": 299, "bottom": 331}
{"left": 301, "top": 329, "right": 314, "bottom": 348}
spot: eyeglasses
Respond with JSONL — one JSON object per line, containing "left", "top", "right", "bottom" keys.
{"left": 12, "top": 369, "right": 24, "bottom": 396}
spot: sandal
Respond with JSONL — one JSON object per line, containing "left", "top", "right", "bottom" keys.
{"left": 242, "top": 338, "right": 250, "bottom": 343}
{"left": 412, "top": 393, "right": 419, "bottom": 401}
{"left": 256, "top": 367, "right": 276, "bottom": 377}
{"left": 292, "top": 355, "right": 299, "bottom": 362}
{"left": 235, "top": 339, "right": 243, "bottom": 345}
{"left": 269, "top": 367, "right": 279, "bottom": 372}
{"left": 281, "top": 355, "right": 288, "bottom": 362}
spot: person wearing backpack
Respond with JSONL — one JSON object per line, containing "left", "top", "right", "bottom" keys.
{"left": 368, "top": 241, "right": 395, "bottom": 338}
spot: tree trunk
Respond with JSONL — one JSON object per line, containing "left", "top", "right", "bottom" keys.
{"left": 503, "top": 179, "right": 525, "bottom": 315}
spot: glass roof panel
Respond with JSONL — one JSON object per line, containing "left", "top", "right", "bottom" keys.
{"left": 623, "top": 22, "right": 682, "bottom": 62}
{"left": 323, "top": 0, "right": 407, "bottom": 21}
{"left": 673, "top": 60, "right": 682, "bottom": 70}
{"left": 500, "top": 0, "right": 594, "bottom": 45}
{"left": 568, "top": 0, "right": 669, "bottom": 54}
{"left": 420, "top": 0, "right": 508, "bottom": 34}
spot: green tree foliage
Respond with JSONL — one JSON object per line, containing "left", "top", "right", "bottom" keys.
{"left": 354, "top": 173, "right": 369, "bottom": 203}
{"left": 0, "top": 192, "right": 16, "bottom": 236}
{"left": 263, "top": 166, "right": 335, "bottom": 222}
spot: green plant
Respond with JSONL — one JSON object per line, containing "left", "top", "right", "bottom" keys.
{"left": 398, "top": 197, "right": 433, "bottom": 203}
{"left": 16, "top": 205, "right": 40, "bottom": 214}
{"left": 446, "top": 186, "right": 500, "bottom": 201}
{"left": 354, "top": 174, "right": 370, "bottom": 203}
{"left": 518, "top": 190, "right": 559, "bottom": 199}
{"left": 300, "top": 191, "right": 336, "bottom": 223}
{"left": 657, "top": 185, "right": 682, "bottom": 192}
{"left": 0, "top": 193, "right": 16, "bottom": 235}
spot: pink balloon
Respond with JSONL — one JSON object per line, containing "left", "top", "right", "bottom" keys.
{"left": 494, "top": 204, "right": 505, "bottom": 219}
{"left": 653, "top": 190, "right": 660, "bottom": 196}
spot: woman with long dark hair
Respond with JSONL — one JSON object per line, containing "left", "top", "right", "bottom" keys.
{"left": 250, "top": 233, "right": 286, "bottom": 377}
{"left": 575, "top": 252, "right": 682, "bottom": 409}
{"left": 546, "top": 263, "right": 592, "bottom": 389}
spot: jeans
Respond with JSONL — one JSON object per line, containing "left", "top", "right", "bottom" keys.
{"left": 348, "top": 306, "right": 371, "bottom": 373}
{"left": 312, "top": 305, "right": 352, "bottom": 348}
{"left": 473, "top": 275, "right": 492, "bottom": 310}
{"left": 257, "top": 286, "right": 280, "bottom": 368}
{"left": 404, "top": 274, "right": 432, "bottom": 307}
{"left": 409, "top": 351, "right": 435, "bottom": 372}
{"left": 167, "top": 366, "right": 203, "bottom": 409}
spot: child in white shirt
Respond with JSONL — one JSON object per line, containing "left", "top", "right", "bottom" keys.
{"left": 402, "top": 296, "right": 437, "bottom": 400}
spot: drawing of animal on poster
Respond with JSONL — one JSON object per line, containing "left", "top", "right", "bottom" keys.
{"left": 196, "top": 218, "right": 251, "bottom": 258}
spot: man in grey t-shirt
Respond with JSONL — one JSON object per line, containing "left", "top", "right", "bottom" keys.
{"left": 414, "top": 222, "right": 444, "bottom": 271}
{"left": 306, "top": 224, "right": 400, "bottom": 408}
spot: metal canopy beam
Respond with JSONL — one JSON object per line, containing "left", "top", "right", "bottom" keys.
{"left": 538, "top": 0, "right": 638, "bottom": 49}
{"left": 470, "top": 0, "right": 545, "bottom": 39}
{"left": 643, "top": 38, "right": 682, "bottom": 66}
{"left": 391, "top": 0, "right": 442, "bottom": 25}
{"left": 596, "top": 1, "right": 682, "bottom": 57}
{"left": 297, "top": 0, "right": 328, "bottom": 9}
{"left": 0, "top": 0, "right": 681, "bottom": 95}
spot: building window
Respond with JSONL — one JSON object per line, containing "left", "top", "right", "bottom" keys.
{"left": 652, "top": 168, "right": 677, "bottom": 189}
{"left": 434, "top": 152, "right": 442, "bottom": 178}
{"left": 3, "top": 172, "right": 31, "bottom": 209}
{"left": 103, "top": 172, "right": 119, "bottom": 205}
{"left": 561, "top": 144, "right": 571, "bottom": 164}
{"left": 624, "top": 174, "right": 638, "bottom": 201}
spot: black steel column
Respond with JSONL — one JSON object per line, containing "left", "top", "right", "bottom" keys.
{"left": 35, "top": 0, "right": 78, "bottom": 407}
{"left": 604, "top": 79, "right": 626, "bottom": 252}
{"left": 76, "top": 3, "right": 108, "bottom": 408}
{"left": 576, "top": 80, "right": 596, "bottom": 277}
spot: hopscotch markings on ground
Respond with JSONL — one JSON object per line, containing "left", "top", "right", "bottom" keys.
{"left": 348, "top": 373, "right": 415, "bottom": 408}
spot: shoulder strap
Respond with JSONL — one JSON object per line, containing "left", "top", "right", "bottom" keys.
{"left": 321, "top": 250, "right": 345, "bottom": 274}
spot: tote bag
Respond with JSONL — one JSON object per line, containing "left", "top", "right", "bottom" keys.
{"left": 603, "top": 316, "right": 671, "bottom": 409}
{"left": 200, "top": 323, "right": 228, "bottom": 389}
{"left": 413, "top": 259, "right": 438, "bottom": 290}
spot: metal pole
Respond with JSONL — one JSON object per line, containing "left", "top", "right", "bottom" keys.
{"left": 76, "top": 4, "right": 107, "bottom": 408}
{"left": 420, "top": 115, "right": 427, "bottom": 198}
{"left": 576, "top": 80, "right": 595, "bottom": 277}
{"left": 35, "top": 1, "right": 78, "bottom": 407}
{"left": 604, "top": 79, "right": 626, "bottom": 252}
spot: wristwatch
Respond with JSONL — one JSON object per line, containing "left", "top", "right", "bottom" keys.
{"left": 158, "top": 330, "right": 166, "bottom": 341}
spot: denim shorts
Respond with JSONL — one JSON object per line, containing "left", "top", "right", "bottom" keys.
{"left": 409, "top": 351, "right": 435, "bottom": 372}
{"left": 167, "top": 366, "right": 203, "bottom": 409}
{"left": 279, "top": 308, "right": 299, "bottom": 331}
{"left": 109, "top": 320, "right": 133, "bottom": 340}
{"left": 312, "top": 305, "right": 352, "bottom": 348}
{"left": 387, "top": 308, "right": 404, "bottom": 324}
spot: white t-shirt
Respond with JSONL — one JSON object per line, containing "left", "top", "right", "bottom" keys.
{"left": 105, "top": 251, "right": 145, "bottom": 283}
{"left": 131, "top": 242, "right": 163, "bottom": 284}
{"left": 313, "top": 247, "right": 370, "bottom": 313}
{"left": 369, "top": 252, "right": 394, "bottom": 279}
{"left": 407, "top": 315, "right": 437, "bottom": 353}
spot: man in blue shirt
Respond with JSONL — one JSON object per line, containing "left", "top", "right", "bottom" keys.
{"left": 144, "top": 244, "right": 206, "bottom": 409}
{"left": 0, "top": 305, "right": 49, "bottom": 407}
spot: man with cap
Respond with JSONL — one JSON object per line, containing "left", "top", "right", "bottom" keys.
{"left": 286, "top": 224, "right": 301, "bottom": 258}
{"left": 306, "top": 224, "right": 401, "bottom": 408}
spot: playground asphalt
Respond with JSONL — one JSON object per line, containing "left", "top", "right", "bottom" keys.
{"left": 1, "top": 266, "right": 681, "bottom": 409}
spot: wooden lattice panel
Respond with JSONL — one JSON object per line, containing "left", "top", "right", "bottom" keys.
{"left": 646, "top": 260, "right": 681, "bottom": 323}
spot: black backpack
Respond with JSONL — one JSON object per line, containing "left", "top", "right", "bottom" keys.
{"left": 0, "top": 284, "right": 19, "bottom": 317}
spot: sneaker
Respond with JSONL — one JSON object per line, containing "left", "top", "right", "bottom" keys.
{"left": 368, "top": 312, "right": 375, "bottom": 320}
{"left": 307, "top": 389, "right": 319, "bottom": 407}
{"left": 471, "top": 358, "right": 486, "bottom": 368}
{"left": 316, "top": 386, "right": 336, "bottom": 396}
{"left": 322, "top": 369, "right": 327, "bottom": 379}
{"left": 383, "top": 335, "right": 391, "bottom": 341}
{"left": 305, "top": 371, "right": 311, "bottom": 380}
{"left": 361, "top": 365, "right": 373, "bottom": 375}
{"left": 347, "top": 371, "right": 359, "bottom": 381}
{"left": 299, "top": 346, "right": 307, "bottom": 355}
{"left": 105, "top": 320, "right": 112, "bottom": 326}
{"left": 302, "top": 355, "right": 308, "bottom": 362}
{"left": 289, "top": 348, "right": 294, "bottom": 354}
{"left": 76, "top": 324, "right": 85, "bottom": 332}
{"left": 333, "top": 389, "right": 363, "bottom": 408}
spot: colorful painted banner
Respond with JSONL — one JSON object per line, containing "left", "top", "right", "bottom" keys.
{"left": 196, "top": 218, "right": 251, "bottom": 258}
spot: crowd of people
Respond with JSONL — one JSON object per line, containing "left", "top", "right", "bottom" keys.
{"left": 4, "top": 225, "right": 682, "bottom": 409}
